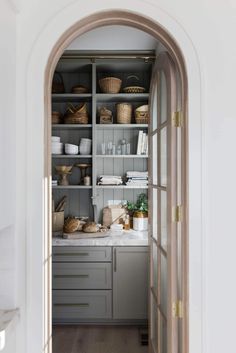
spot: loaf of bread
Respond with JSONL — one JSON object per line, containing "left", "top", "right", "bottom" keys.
{"left": 82, "top": 221, "right": 98, "bottom": 233}
{"left": 63, "top": 217, "right": 80, "bottom": 233}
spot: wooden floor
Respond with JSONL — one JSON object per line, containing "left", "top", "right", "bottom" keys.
{"left": 52, "top": 325, "right": 148, "bottom": 353}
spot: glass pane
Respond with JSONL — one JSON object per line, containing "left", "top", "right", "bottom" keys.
{"left": 161, "top": 190, "right": 167, "bottom": 250}
{"left": 160, "top": 127, "right": 167, "bottom": 186}
{"left": 160, "top": 254, "right": 168, "bottom": 317}
{"left": 152, "top": 133, "right": 158, "bottom": 185}
{"left": 160, "top": 316, "right": 167, "bottom": 353}
{"left": 151, "top": 242, "right": 158, "bottom": 295}
{"left": 152, "top": 188, "right": 158, "bottom": 240}
{"left": 150, "top": 294, "right": 158, "bottom": 353}
{"left": 160, "top": 71, "right": 167, "bottom": 124}
{"left": 152, "top": 83, "right": 158, "bottom": 131}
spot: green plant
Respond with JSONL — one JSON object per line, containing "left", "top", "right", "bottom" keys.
{"left": 126, "top": 193, "right": 148, "bottom": 213}
{"left": 136, "top": 193, "right": 148, "bottom": 212}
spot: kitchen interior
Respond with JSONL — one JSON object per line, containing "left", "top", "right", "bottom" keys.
{"left": 51, "top": 25, "right": 167, "bottom": 353}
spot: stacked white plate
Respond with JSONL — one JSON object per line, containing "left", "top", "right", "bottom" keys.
{"left": 65, "top": 143, "right": 79, "bottom": 155}
{"left": 51, "top": 136, "right": 63, "bottom": 154}
{"left": 79, "top": 138, "right": 92, "bottom": 155}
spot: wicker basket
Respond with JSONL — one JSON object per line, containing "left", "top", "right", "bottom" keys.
{"left": 64, "top": 103, "right": 89, "bottom": 124}
{"left": 135, "top": 105, "right": 149, "bottom": 124}
{"left": 117, "top": 103, "right": 132, "bottom": 124}
{"left": 99, "top": 77, "right": 122, "bottom": 94}
{"left": 71, "top": 85, "right": 88, "bottom": 94}
{"left": 123, "top": 75, "right": 145, "bottom": 93}
{"left": 52, "top": 111, "right": 61, "bottom": 124}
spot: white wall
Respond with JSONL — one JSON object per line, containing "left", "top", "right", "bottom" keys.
{"left": 1, "top": 0, "right": 236, "bottom": 353}
{"left": 0, "top": 1, "right": 17, "bottom": 352}
{"left": 67, "top": 25, "right": 158, "bottom": 50}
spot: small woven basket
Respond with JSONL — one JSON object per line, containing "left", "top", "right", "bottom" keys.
{"left": 99, "top": 77, "right": 122, "bottom": 93}
{"left": 52, "top": 111, "right": 61, "bottom": 124}
{"left": 64, "top": 103, "right": 89, "bottom": 124}
{"left": 135, "top": 105, "right": 149, "bottom": 124}
{"left": 117, "top": 103, "right": 132, "bottom": 124}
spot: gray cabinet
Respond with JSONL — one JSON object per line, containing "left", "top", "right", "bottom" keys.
{"left": 113, "top": 246, "right": 148, "bottom": 319}
{"left": 52, "top": 245, "right": 148, "bottom": 323}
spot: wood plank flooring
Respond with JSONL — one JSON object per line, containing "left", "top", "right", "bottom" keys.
{"left": 52, "top": 325, "right": 148, "bottom": 353}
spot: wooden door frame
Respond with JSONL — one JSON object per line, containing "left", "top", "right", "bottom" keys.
{"left": 44, "top": 10, "right": 188, "bottom": 353}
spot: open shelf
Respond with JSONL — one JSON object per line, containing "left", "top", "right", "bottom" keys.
{"left": 52, "top": 185, "right": 92, "bottom": 189}
{"left": 52, "top": 155, "right": 92, "bottom": 158}
{"left": 52, "top": 93, "right": 92, "bottom": 101}
{"left": 96, "top": 185, "right": 148, "bottom": 189}
{"left": 52, "top": 124, "right": 92, "bottom": 129}
{"left": 96, "top": 155, "right": 148, "bottom": 158}
{"left": 96, "top": 124, "right": 148, "bottom": 129}
{"left": 95, "top": 93, "right": 149, "bottom": 102}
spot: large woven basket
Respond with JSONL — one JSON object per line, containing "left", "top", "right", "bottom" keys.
{"left": 117, "top": 103, "right": 132, "bottom": 124}
{"left": 99, "top": 77, "right": 122, "bottom": 94}
{"left": 64, "top": 103, "right": 89, "bottom": 124}
{"left": 135, "top": 105, "right": 149, "bottom": 124}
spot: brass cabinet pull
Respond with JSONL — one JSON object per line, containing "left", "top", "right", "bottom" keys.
{"left": 114, "top": 248, "right": 117, "bottom": 272}
{"left": 54, "top": 303, "right": 89, "bottom": 307}
{"left": 54, "top": 253, "right": 89, "bottom": 256}
{"left": 54, "top": 274, "right": 89, "bottom": 278}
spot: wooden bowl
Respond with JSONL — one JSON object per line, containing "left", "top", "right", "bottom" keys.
{"left": 55, "top": 165, "right": 73, "bottom": 173}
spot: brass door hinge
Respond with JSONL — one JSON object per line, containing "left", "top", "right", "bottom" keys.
{"left": 172, "top": 111, "right": 183, "bottom": 127}
{"left": 173, "top": 205, "right": 182, "bottom": 222}
{"left": 172, "top": 300, "right": 183, "bottom": 318}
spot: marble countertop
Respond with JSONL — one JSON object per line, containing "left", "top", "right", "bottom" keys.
{"left": 52, "top": 229, "right": 149, "bottom": 246}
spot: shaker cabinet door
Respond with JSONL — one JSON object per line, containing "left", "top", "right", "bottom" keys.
{"left": 113, "top": 246, "right": 148, "bottom": 320}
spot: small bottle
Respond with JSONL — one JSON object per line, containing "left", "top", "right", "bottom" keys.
{"left": 117, "top": 145, "right": 122, "bottom": 155}
{"left": 112, "top": 143, "right": 116, "bottom": 155}
{"left": 121, "top": 139, "right": 126, "bottom": 155}
{"left": 124, "top": 214, "right": 130, "bottom": 230}
{"left": 126, "top": 143, "right": 131, "bottom": 155}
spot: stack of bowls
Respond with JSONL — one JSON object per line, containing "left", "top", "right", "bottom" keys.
{"left": 65, "top": 143, "right": 79, "bottom": 155}
{"left": 51, "top": 136, "right": 63, "bottom": 154}
{"left": 79, "top": 138, "right": 92, "bottom": 155}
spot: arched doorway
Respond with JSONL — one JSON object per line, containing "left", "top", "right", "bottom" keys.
{"left": 44, "top": 11, "right": 188, "bottom": 353}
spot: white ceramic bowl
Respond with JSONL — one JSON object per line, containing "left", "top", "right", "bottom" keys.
{"left": 65, "top": 143, "right": 79, "bottom": 155}
{"left": 51, "top": 136, "right": 60, "bottom": 142}
{"left": 80, "top": 146, "right": 91, "bottom": 155}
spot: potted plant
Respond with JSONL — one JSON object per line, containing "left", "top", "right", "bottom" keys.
{"left": 126, "top": 193, "right": 148, "bottom": 231}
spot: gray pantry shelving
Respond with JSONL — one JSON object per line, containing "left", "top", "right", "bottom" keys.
{"left": 51, "top": 51, "right": 153, "bottom": 223}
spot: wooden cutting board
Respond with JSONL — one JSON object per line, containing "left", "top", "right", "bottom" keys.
{"left": 63, "top": 231, "right": 110, "bottom": 239}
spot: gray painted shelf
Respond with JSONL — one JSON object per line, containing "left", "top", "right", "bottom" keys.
{"left": 52, "top": 52, "right": 151, "bottom": 222}
{"left": 52, "top": 124, "right": 92, "bottom": 129}
{"left": 95, "top": 93, "right": 149, "bottom": 102}
{"left": 96, "top": 155, "right": 148, "bottom": 158}
{"left": 96, "top": 185, "right": 148, "bottom": 189}
{"left": 52, "top": 93, "right": 92, "bottom": 101}
{"left": 52, "top": 185, "right": 92, "bottom": 189}
{"left": 52, "top": 155, "right": 92, "bottom": 158}
{"left": 96, "top": 124, "right": 148, "bottom": 129}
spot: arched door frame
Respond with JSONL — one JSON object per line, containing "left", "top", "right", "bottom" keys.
{"left": 45, "top": 11, "right": 188, "bottom": 352}
{"left": 24, "top": 4, "right": 203, "bottom": 353}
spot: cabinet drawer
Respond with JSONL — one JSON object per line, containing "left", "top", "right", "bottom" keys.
{"left": 52, "top": 262, "right": 112, "bottom": 289}
{"left": 52, "top": 246, "right": 112, "bottom": 262}
{"left": 52, "top": 290, "right": 112, "bottom": 320}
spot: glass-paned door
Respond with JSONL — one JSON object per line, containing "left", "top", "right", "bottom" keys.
{"left": 148, "top": 52, "right": 179, "bottom": 353}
